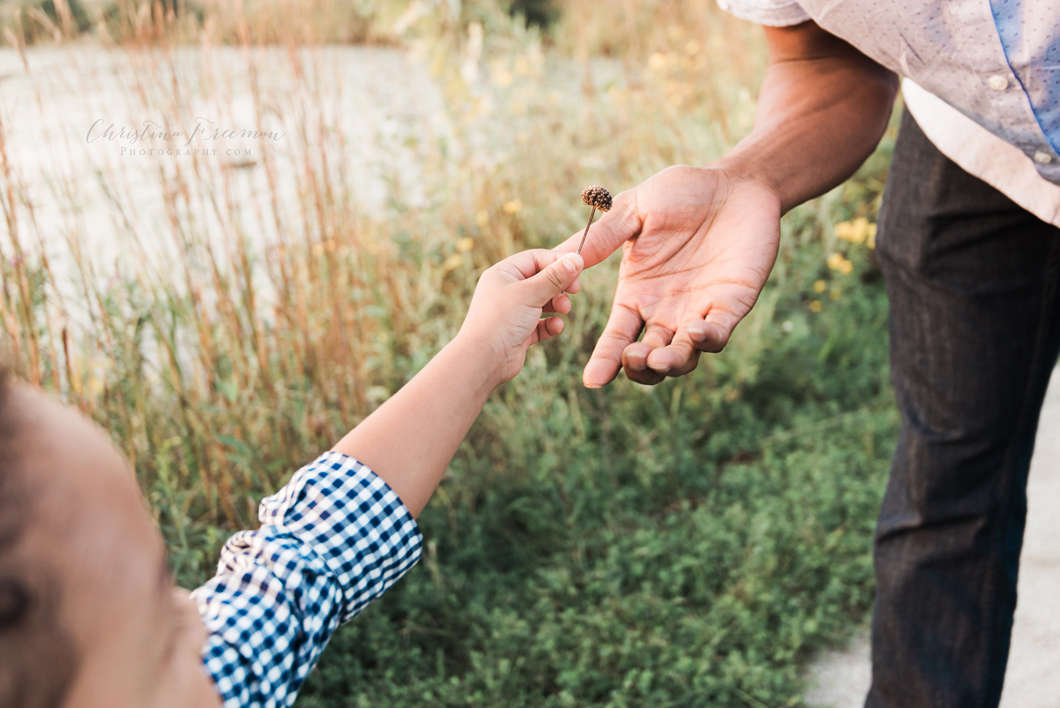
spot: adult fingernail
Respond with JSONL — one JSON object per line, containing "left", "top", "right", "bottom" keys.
{"left": 564, "top": 253, "right": 583, "bottom": 272}
{"left": 688, "top": 324, "right": 707, "bottom": 340}
{"left": 625, "top": 350, "right": 647, "bottom": 370}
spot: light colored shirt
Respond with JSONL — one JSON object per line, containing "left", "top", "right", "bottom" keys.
{"left": 192, "top": 452, "right": 423, "bottom": 708}
{"left": 717, "top": 0, "right": 1060, "bottom": 226}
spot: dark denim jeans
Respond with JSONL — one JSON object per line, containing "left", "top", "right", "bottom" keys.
{"left": 866, "top": 109, "right": 1060, "bottom": 708}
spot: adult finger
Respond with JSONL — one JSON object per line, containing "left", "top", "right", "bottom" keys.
{"left": 553, "top": 188, "right": 643, "bottom": 267}
{"left": 584, "top": 304, "right": 643, "bottom": 389}
{"left": 522, "top": 253, "right": 584, "bottom": 306}
{"left": 623, "top": 359, "right": 666, "bottom": 385}
{"left": 645, "top": 333, "right": 702, "bottom": 377}
{"left": 622, "top": 324, "right": 674, "bottom": 377}
{"left": 686, "top": 307, "right": 744, "bottom": 354}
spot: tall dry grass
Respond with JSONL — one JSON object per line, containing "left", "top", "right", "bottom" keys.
{"left": 1, "top": 4, "right": 897, "bottom": 704}
{"left": 1, "top": 0, "right": 773, "bottom": 544}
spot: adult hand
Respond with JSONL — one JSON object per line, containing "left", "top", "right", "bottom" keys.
{"left": 554, "top": 23, "right": 897, "bottom": 389}
{"left": 556, "top": 164, "right": 782, "bottom": 387}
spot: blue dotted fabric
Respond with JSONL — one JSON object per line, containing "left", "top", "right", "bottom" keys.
{"left": 990, "top": 0, "right": 1060, "bottom": 154}
{"left": 716, "top": 0, "right": 1060, "bottom": 184}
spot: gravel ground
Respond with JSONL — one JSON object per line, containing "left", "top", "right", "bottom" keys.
{"left": 805, "top": 370, "right": 1060, "bottom": 708}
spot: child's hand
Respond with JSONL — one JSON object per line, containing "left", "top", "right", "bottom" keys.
{"left": 459, "top": 249, "right": 585, "bottom": 385}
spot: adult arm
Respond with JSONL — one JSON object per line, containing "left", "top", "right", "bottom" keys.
{"left": 729, "top": 22, "right": 900, "bottom": 212}
{"left": 558, "top": 21, "right": 898, "bottom": 387}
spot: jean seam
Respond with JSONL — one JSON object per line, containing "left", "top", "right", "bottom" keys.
{"left": 977, "top": 234, "right": 1060, "bottom": 705}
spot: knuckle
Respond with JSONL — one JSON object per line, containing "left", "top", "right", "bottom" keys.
{"left": 624, "top": 367, "right": 663, "bottom": 385}
{"left": 600, "top": 330, "right": 631, "bottom": 345}
{"left": 678, "top": 358, "right": 701, "bottom": 376}
{"left": 546, "top": 265, "right": 566, "bottom": 290}
{"left": 634, "top": 375, "right": 664, "bottom": 386}
{"left": 698, "top": 340, "right": 728, "bottom": 354}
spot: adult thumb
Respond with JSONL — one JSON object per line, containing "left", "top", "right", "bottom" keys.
{"left": 553, "top": 189, "right": 642, "bottom": 267}
{"left": 524, "top": 253, "right": 584, "bottom": 305}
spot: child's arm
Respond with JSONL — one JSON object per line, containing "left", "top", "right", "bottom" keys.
{"left": 193, "top": 249, "right": 584, "bottom": 708}
{"left": 332, "top": 249, "right": 585, "bottom": 517}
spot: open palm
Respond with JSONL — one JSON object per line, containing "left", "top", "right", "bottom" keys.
{"left": 557, "top": 165, "right": 782, "bottom": 387}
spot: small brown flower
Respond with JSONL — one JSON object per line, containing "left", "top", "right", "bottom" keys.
{"left": 578, "top": 185, "right": 612, "bottom": 254}
{"left": 581, "top": 185, "right": 612, "bottom": 212}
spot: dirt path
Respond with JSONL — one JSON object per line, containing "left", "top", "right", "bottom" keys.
{"left": 805, "top": 370, "right": 1060, "bottom": 708}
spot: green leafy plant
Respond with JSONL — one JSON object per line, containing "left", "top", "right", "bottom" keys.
{"left": 1, "top": 2, "right": 899, "bottom": 704}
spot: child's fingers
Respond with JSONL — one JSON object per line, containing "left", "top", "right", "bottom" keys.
{"left": 543, "top": 293, "right": 572, "bottom": 314}
{"left": 498, "top": 251, "right": 581, "bottom": 294}
{"left": 531, "top": 316, "right": 564, "bottom": 344}
{"left": 523, "top": 253, "right": 584, "bottom": 306}
{"left": 500, "top": 249, "right": 562, "bottom": 279}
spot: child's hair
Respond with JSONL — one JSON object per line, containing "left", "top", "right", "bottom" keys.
{"left": 0, "top": 364, "right": 79, "bottom": 708}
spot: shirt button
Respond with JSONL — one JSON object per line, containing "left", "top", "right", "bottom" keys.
{"left": 988, "top": 74, "right": 1009, "bottom": 91}
{"left": 1033, "top": 151, "right": 1053, "bottom": 165}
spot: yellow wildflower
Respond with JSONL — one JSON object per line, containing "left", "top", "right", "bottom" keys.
{"left": 809, "top": 300, "right": 823, "bottom": 313}
{"left": 648, "top": 53, "right": 668, "bottom": 71}
{"left": 813, "top": 279, "right": 827, "bottom": 293}
{"left": 835, "top": 219, "right": 862, "bottom": 244}
{"left": 456, "top": 237, "right": 474, "bottom": 253}
{"left": 86, "top": 376, "right": 104, "bottom": 397}
{"left": 476, "top": 210, "right": 489, "bottom": 227}
{"left": 443, "top": 254, "right": 464, "bottom": 272}
{"left": 835, "top": 216, "right": 878, "bottom": 246}
{"left": 827, "top": 252, "right": 854, "bottom": 275}
{"left": 503, "top": 199, "right": 523, "bottom": 214}
{"left": 492, "top": 68, "right": 514, "bottom": 88}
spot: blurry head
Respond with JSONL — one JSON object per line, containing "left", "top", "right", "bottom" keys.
{"left": 0, "top": 369, "right": 219, "bottom": 708}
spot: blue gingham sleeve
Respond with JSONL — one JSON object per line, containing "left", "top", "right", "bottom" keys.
{"left": 190, "top": 451, "right": 423, "bottom": 708}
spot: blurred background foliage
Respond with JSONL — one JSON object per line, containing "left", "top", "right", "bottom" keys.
{"left": 1, "top": 0, "right": 898, "bottom": 705}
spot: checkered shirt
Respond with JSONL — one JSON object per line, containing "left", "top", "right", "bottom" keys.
{"left": 191, "top": 451, "right": 423, "bottom": 707}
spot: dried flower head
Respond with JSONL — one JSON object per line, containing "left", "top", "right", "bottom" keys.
{"left": 577, "top": 185, "right": 613, "bottom": 254}
{"left": 581, "top": 185, "right": 612, "bottom": 212}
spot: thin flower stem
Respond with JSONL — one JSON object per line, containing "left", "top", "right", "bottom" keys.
{"left": 577, "top": 206, "right": 597, "bottom": 255}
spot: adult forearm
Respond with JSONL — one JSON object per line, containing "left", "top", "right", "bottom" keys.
{"left": 719, "top": 24, "right": 899, "bottom": 214}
